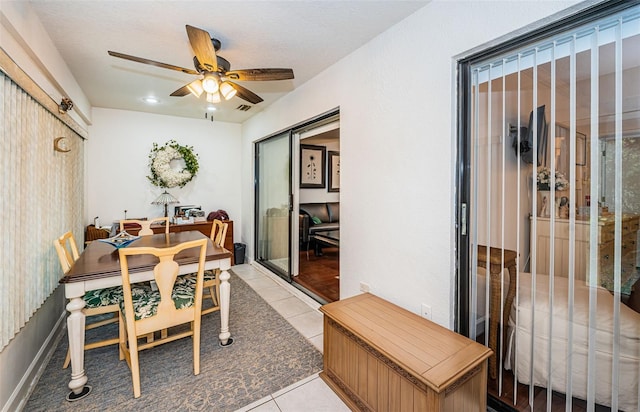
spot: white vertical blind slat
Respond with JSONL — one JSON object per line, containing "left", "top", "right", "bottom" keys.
{"left": 565, "top": 32, "right": 578, "bottom": 411}
{"left": 499, "top": 60, "right": 507, "bottom": 396}
{"left": 546, "top": 41, "right": 557, "bottom": 412}
{"left": 586, "top": 26, "right": 600, "bottom": 409}
{"left": 528, "top": 48, "right": 539, "bottom": 409}
{"left": 610, "top": 17, "right": 624, "bottom": 411}
{"left": 484, "top": 63, "right": 492, "bottom": 348}
{"left": 513, "top": 54, "right": 523, "bottom": 406}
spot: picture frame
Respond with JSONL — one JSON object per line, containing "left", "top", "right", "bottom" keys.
{"left": 576, "top": 131, "right": 587, "bottom": 166}
{"left": 328, "top": 151, "right": 340, "bottom": 192}
{"left": 300, "top": 144, "right": 326, "bottom": 188}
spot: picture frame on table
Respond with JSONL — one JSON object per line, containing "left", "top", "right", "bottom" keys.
{"left": 328, "top": 151, "right": 340, "bottom": 192}
{"left": 300, "top": 144, "right": 326, "bottom": 188}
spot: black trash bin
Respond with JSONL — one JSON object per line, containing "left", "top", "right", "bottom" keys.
{"left": 234, "top": 243, "right": 246, "bottom": 265}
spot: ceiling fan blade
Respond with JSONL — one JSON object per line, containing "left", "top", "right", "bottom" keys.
{"left": 170, "top": 84, "right": 192, "bottom": 97}
{"left": 107, "top": 51, "right": 199, "bottom": 75}
{"left": 225, "top": 68, "right": 294, "bottom": 81}
{"left": 227, "top": 82, "right": 263, "bottom": 104}
{"left": 185, "top": 25, "right": 218, "bottom": 72}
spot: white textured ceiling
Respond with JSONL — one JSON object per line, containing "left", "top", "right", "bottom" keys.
{"left": 27, "top": 0, "right": 429, "bottom": 123}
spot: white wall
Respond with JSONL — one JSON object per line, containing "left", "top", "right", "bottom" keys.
{"left": 87, "top": 108, "right": 243, "bottom": 240}
{"left": 242, "top": 0, "right": 581, "bottom": 327}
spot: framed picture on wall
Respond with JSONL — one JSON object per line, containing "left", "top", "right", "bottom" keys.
{"left": 300, "top": 144, "right": 326, "bottom": 188}
{"left": 576, "top": 131, "right": 587, "bottom": 166}
{"left": 328, "top": 151, "right": 340, "bottom": 192}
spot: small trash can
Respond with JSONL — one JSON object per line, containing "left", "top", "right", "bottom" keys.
{"left": 234, "top": 243, "right": 246, "bottom": 265}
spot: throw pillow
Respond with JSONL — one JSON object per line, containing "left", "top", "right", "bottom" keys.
{"left": 311, "top": 216, "right": 322, "bottom": 225}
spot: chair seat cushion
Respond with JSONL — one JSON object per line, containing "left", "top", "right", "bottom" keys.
{"left": 83, "top": 286, "right": 123, "bottom": 308}
{"left": 178, "top": 269, "right": 216, "bottom": 285}
{"left": 119, "top": 282, "right": 196, "bottom": 321}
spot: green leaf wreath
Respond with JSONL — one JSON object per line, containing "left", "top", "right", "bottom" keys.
{"left": 147, "top": 140, "right": 199, "bottom": 188}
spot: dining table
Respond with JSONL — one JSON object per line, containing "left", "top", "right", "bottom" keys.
{"left": 59, "top": 230, "right": 233, "bottom": 401}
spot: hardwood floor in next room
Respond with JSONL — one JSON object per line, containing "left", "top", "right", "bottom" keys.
{"left": 294, "top": 247, "right": 339, "bottom": 303}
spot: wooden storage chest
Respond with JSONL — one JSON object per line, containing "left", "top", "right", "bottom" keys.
{"left": 320, "top": 293, "right": 492, "bottom": 412}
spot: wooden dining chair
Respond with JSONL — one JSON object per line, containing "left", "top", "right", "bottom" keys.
{"left": 117, "top": 238, "right": 207, "bottom": 398}
{"left": 119, "top": 217, "right": 169, "bottom": 236}
{"left": 202, "top": 219, "right": 228, "bottom": 314}
{"left": 177, "top": 219, "right": 226, "bottom": 315}
{"left": 55, "top": 231, "right": 121, "bottom": 369}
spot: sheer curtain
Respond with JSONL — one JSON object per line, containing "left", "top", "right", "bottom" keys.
{"left": 0, "top": 71, "right": 84, "bottom": 350}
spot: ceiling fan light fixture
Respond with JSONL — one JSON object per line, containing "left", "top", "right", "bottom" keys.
{"left": 220, "top": 82, "right": 237, "bottom": 100}
{"left": 202, "top": 74, "right": 219, "bottom": 94}
{"left": 206, "top": 92, "right": 221, "bottom": 104}
{"left": 186, "top": 80, "right": 204, "bottom": 98}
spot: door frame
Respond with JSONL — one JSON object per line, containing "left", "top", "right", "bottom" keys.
{"left": 253, "top": 108, "right": 340, "bottom": 283}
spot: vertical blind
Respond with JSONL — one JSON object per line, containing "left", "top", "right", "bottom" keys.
{"left": 468, "top": 5, "right": 640, "bottom": 411}
{"left": 0, "top": 71, "right": 84, "bottom": 350}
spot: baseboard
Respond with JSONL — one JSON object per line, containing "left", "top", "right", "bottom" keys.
{"left": 2, "top": 311, "right": 66, "bottom": 412}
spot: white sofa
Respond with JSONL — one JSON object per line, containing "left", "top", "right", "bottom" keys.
{"left": 505, "top": 272, "right": 640, "bottom": 411}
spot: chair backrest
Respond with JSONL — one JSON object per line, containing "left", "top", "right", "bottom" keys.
{"left": 54, "top": 231, "right": 80, "bottom": 274}
{"left": 118, "top": 238, "right": 208, "bottom": 332}
{"left": 119, "top": 217, "right": 170, "bottom": 236}
{"left": 210, "top": 219, "right": 228, "bottom": 248}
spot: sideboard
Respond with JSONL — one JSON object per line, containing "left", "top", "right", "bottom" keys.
{"left": 532, "top": 215, "right": 639, "bottom": 291}
{"left": 126, "top": 220, "right": 235, "bottom": 264}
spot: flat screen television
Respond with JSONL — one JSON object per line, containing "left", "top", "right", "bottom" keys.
{"left": 512, "top": 105, "right": 548, "bottom": 165}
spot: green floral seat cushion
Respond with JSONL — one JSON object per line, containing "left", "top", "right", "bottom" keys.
{"left": 178, "top": 269, "right": 216, "bottom": 286}
{"left": 119, "top": 281, "right": 197, "bottom": 321}
{"left": 83, "top": 286, "right": 123, "bottom": 308}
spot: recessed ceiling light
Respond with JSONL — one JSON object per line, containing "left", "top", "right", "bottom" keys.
{"left": 206, "top": 105, "right": 217, "bottom": 111}
{"left": 142, "top": 96, "right": 159, "bottom": 104}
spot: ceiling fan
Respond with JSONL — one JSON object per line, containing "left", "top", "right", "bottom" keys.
{"left": 108, "top": 25, "right": 294, "bottom": 105}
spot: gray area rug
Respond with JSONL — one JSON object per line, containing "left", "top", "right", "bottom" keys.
{"left": 25, "top": 271, "right": 323, "bottom": 411}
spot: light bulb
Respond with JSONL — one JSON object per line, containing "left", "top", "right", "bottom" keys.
{"left": 186, "top": 80, "right": 204, "bottom": 98}
{"left": 220, "top": 82, "right": 237, "bottom": 100}
{"left": 202, "top": 74, "right": 219, "bottom": 93}
{"left": 206, "top": 92, "right": 221, "bottom": 104}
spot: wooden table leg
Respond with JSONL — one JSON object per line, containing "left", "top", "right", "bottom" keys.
{"left": 65, "top": 293, "right": 91, "bottom": 401}
{"left": 218, "top": 258, "right": 232, "bottom": 346}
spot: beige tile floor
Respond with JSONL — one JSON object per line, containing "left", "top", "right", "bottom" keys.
{"left": 231, "top": 264, "right": 349, "bottom": 412}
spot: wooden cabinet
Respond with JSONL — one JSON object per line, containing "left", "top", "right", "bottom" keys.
{"left": 126, "top": 220, "right": 235, "bottom": 264}
{"left": 320, "top": 293, "right": 492, "bottom": 412}
{"left": 532, "top": 215, "right": 639, "bottom": 287}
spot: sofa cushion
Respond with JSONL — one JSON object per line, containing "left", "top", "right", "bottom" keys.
{"left": 327, "top": 202, "right": 339, "bottom": 223}
{"left": 300, "top": 203, "right": 330, "bottom": 223}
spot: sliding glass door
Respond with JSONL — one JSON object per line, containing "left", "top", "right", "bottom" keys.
{"left": 457, "top": 3, "right": 640, "bottom": 410}
{"left": 255, "top": 131, "right": 292, "bottom": 281}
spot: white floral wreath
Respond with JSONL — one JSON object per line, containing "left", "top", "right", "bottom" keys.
{"left": 147, "top": 140, "right": 199, "bottom": 188}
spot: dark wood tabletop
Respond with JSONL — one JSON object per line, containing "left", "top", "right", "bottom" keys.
{"left": 60, "top": 230, "right": 231, "bottom": 284}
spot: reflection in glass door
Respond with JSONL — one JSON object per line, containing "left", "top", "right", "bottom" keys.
{"left": 255, "top": 131, "right": 292, "bottom": 281}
